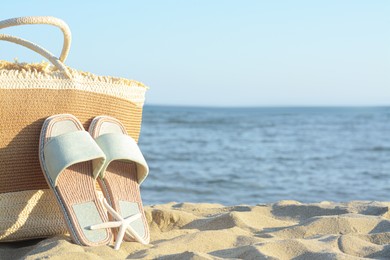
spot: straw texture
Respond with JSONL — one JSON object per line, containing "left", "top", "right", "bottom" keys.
{"left": 0, "top": 189, "right": 67, "bottom": 241}
{"left": 0, "top": 89, "right": 144, "bottom": 193}
{"left": 0, "top": 61, "right": 147, "bottom": 241}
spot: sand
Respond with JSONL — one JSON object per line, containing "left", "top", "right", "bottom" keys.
{"left": 2, "top": 200, "right": 390, "bottom": 259}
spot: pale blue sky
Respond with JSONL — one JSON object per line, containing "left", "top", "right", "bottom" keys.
{"left": 1, "top": 1, "right": 389, "bottom": 106}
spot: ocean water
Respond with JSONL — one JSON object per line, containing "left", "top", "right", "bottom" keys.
{"left": 138, "top": 106, "right": 390, "bottom": 205}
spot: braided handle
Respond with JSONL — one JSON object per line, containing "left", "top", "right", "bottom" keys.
{"left": 0, "top": 16, "right": 72, "bottom": 78}
{"left": 0, "top": 34, "right": 71, "bottom": 77}
{"left": 0, "top": 16, "right": 71, "bottom": 62}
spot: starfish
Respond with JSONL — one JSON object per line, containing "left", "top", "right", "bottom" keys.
{"left": 89, "top": 198, "right": 144, "bottom": 250}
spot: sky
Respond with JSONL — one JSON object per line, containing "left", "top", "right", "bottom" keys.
{"left": 1, "top": 1, "right": 389, "bottom": 107}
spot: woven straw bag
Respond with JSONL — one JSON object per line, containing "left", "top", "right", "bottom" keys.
{"left": 0, "top": 16, "right": 148, "bottom": 241}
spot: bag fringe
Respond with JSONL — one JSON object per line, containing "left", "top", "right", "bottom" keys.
{"left": 0, "top": 60, "right": 148, "bottom": 89}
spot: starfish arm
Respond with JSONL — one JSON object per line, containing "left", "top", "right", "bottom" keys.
{"left": 98, "top": 198, "right": 148, "bottom": 249}
{"left": 126, "top": 224, "right": 148, "bottom": 245}
{"left": 101, "top": 198, "right": 124, "bottom": 221}
{"left": 89, "top": 221, "right": 122, "bottom": 230}
{"left": 114, "top": 224, "right": 127, "bottom": 250}
{"left": 122, "top": 213, "right": 148, "bottom": 244}
{"left": 124, "top": 213, "right": 142, "bottom": 224}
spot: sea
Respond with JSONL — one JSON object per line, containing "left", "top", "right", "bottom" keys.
{"left": 138, "top": 106, "right": 390, "bottom": 205}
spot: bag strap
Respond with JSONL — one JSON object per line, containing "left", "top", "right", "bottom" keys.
{"left": 0, "top": 16, "right": 71, "bottom": 62}
{"left": 0, "top": 16, "right": 72, "bottom": 78}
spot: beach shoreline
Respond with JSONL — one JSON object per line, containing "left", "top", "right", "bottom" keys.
{"left": 2, "top": 200, "right": 390, "bottom": 259}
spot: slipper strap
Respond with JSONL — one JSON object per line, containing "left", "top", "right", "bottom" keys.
{"left": 43, "top": 131, "right": 106, "bottom": 186}
{"left": 95, "top": 133, "right": 149, "bottom": 184}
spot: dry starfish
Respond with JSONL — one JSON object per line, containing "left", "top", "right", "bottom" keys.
{"left": 89, "top": 198, "right": 144, "bottom": 250}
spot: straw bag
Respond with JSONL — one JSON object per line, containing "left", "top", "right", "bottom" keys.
{"left": 0, "top": 16, "right": 148, "bottom": 241}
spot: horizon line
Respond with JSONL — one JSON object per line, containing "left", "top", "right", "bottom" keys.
{"left": 144, "top": 104, "right": 390, "bottom": 109}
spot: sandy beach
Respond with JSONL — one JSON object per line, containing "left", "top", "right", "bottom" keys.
{"left": 1, "top": 200, "right": 390, "bottom": 259}
{"left": 1, "top": 2, "right": 388, "bottom": 259}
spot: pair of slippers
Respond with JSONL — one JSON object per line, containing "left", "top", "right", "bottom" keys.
{"left": 39, "top": 114, "right": 149, "bottom": 250}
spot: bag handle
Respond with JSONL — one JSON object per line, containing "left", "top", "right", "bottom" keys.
{"left": 0, "top": 16, "right": 71, "bottom": 62}
{"left": 0, "top": 16, "right": 72, "bottom": 78}
{"left": 0, "top": 34, "right": 71, "bottom": 77}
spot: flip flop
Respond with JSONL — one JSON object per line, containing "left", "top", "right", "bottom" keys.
{"left": 88, "top": 116, "right": 150, "bottom": 249}
{"left": 39, "top": 114, "right": 112, "bottom": 247}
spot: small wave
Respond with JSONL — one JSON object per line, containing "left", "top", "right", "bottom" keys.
{"left": 166, "top": 118, "right": 231, "bottom": 126}
{"left": 304, "top": 155, "right": 339, "bottom": 161}
{"left": 371, "top": 146, "right": 390, "bottom": 152}
{"left": 354, "top": 146, "right": 390, "bottom": 152}
{"left": 274, "top": 157, "right": 296, "bottom": 161}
